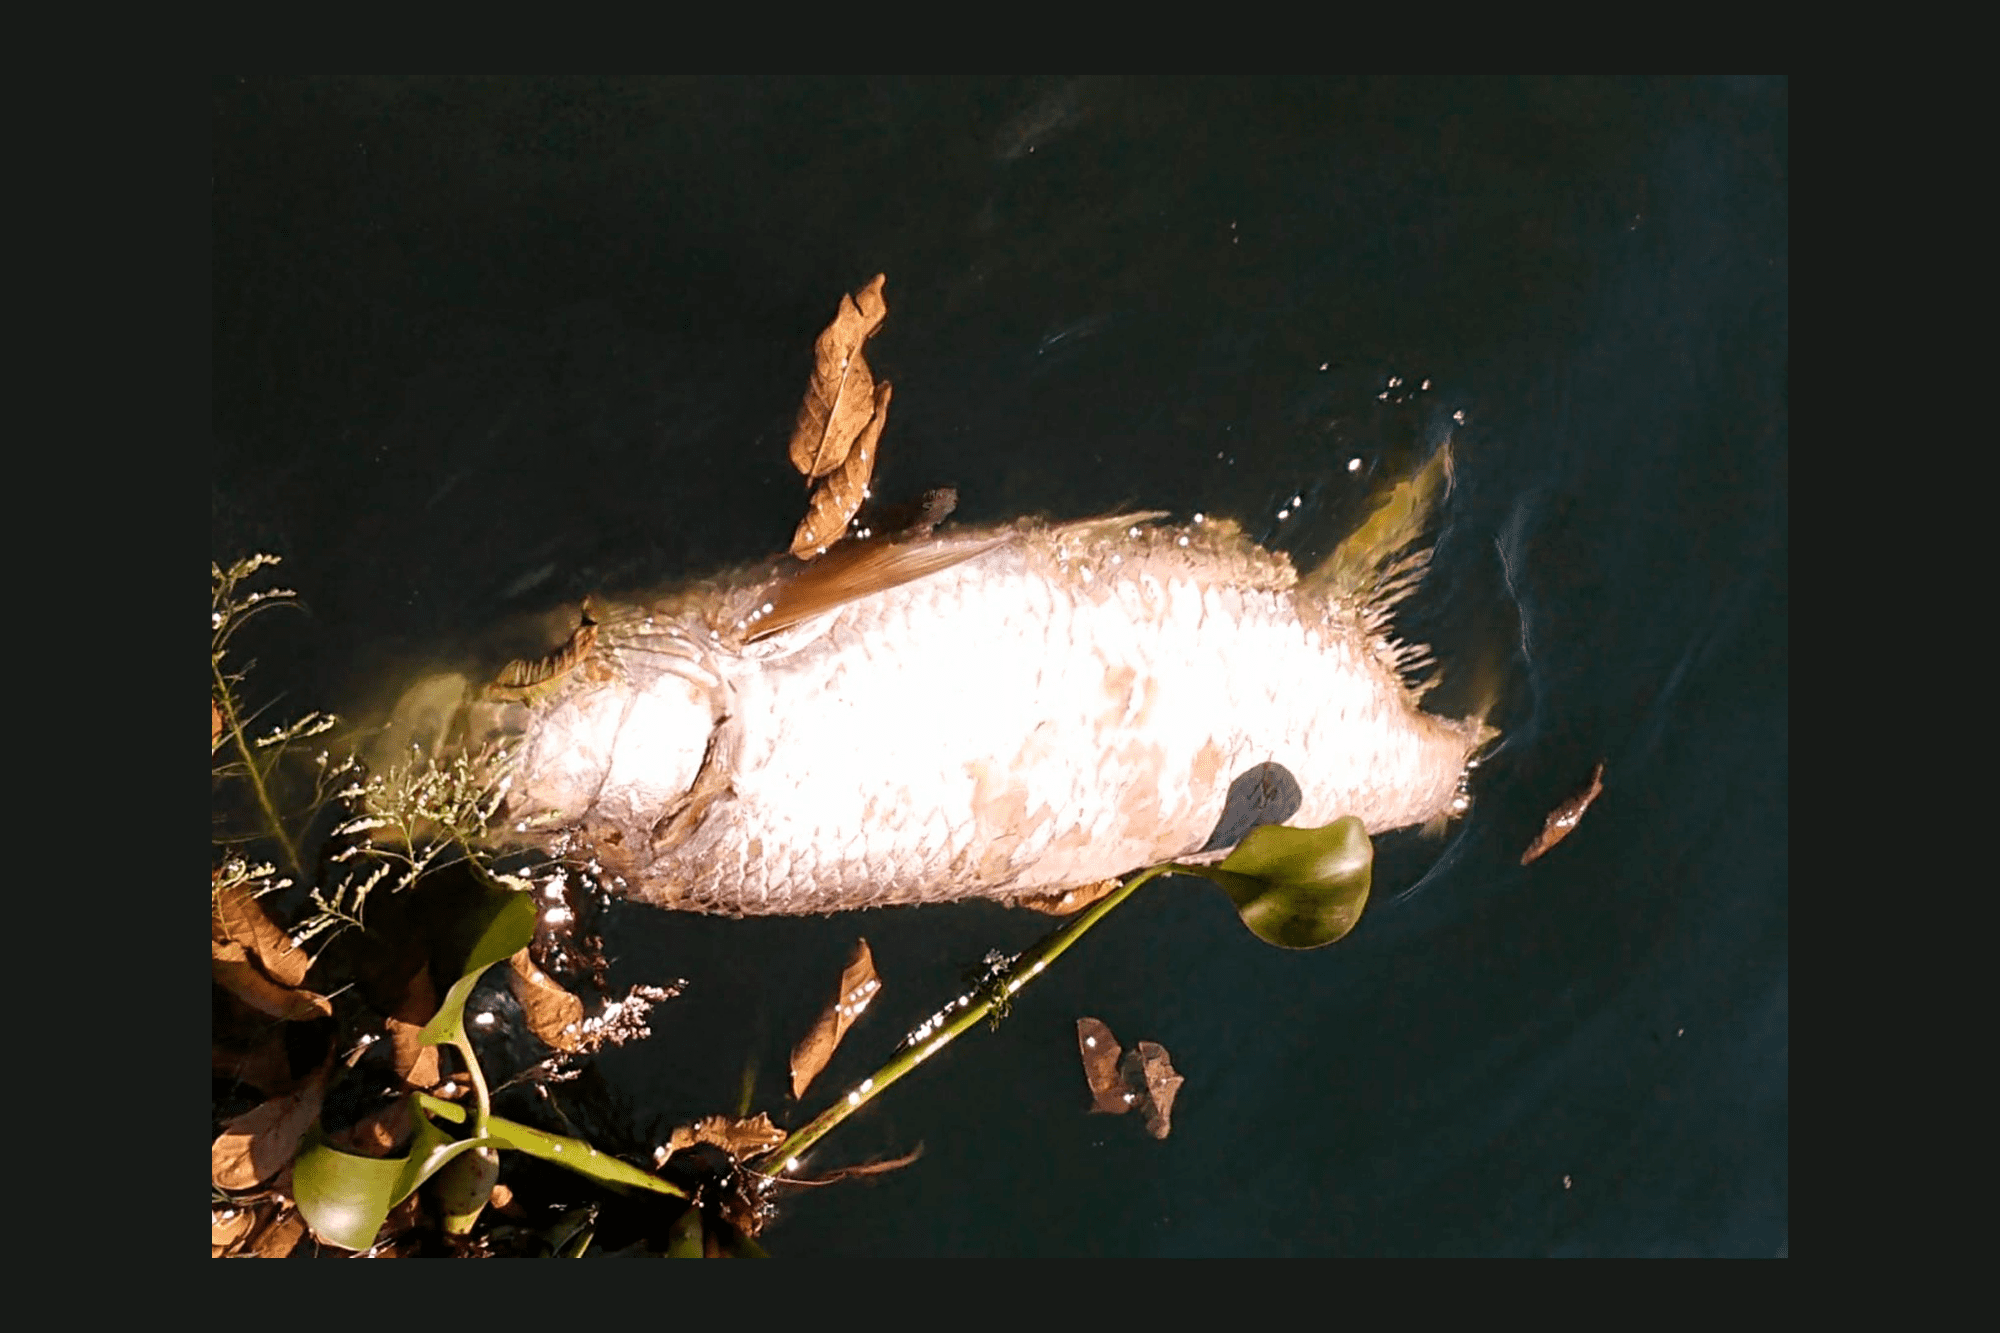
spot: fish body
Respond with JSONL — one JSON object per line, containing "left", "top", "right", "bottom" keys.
{"left": 452, "top": 506, "right": 1488, "bottom": 916}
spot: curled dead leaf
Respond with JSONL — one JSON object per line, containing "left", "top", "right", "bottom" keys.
{"left": 655, "top": 1112, "right": 787, "bottom": 1167}
{"left": 212, "top": 942, "right": 333, "bottom": 1023}
{"left": 246, "top": 1205, "right": 308, "bottom": 1258}
{"left": 791, "top": 380, "right": 890, "bottom": 558}
{"left": 213, "top": 876, "right": 311, "bottom": 987}
{"left": 788, "top": 273, "right": 888, "bottom": 480}
{"left": 387, "top": 1015, "right": 442, "bottom": 1093}
{"left": 790, "top": 939, "right": 882, "bottom": 1099}
{"left": 212, "top": 1203, "right": 257, "bottom": 1256}
{"left": 1521, "top": 760, "right": 1606, "bottom": 865}
{"left": 212, "top": 698, "right": 224, "bottom": 749}
{"left": 1076, "top": 1018, "right": 1184, "bottom": 1139}
{"left": 212, "top": 1058, "right": 331, "bottom": 1190}
{"left": 506, "top": 948, "right": 586, "bottom": 1053}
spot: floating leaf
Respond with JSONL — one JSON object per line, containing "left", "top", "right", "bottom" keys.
{"left": 1123, "top": 1041, "right": 1184, "bottom": 1140}
{"left": 506, "top": 948, "right": 586, "bottom": 1053}
{"left": 791, "top": 380, "right": 890, "bottom": 558}
{"left": 658, "top": 1112, "right": 788, "bottom": 1167}
{"left": 212, "top": 1058, "right": 332, "bottom": 1189}
{"left": 1075, "top": 1018, "right": 1184, "bottom": 1138}
{"left": 790, "top": 939, "right": 883, "bottom": 1098}
{"left": 788, "top": 273, "right": 888, "bottom": 480}
{"left": 1076, "top": 1017, "right": 1129, "bottom": 1113}
{"left": 1184, "top": 817, "right": 1374, "bottom": 950}
{"left": 1522, "top": 760, "right": 1605, "bottom": 865}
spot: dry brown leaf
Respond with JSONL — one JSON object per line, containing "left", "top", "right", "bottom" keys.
{"left": 387, "top": 1014, "right": 442, "bottom": 1092}
{"left": 1076, "top": 1019, "right": 1185, "bottom": 1139}
{"left": 334, "top": 1099, "right": 414, "bottom": 1157}
{"left": 212, "top": 698, "right": 224, "bottom": 749}
{"left": 385, "top": 968, "right": 443, "bottom": 1091}
{"left": 212, "top": 1059, "right": 331, "bottom": 1190}
{"left": 1076, "top": 1017, "right": 1130, "bottom": 1114}
{"left": 790, "top": 939, "right": 883, "bottom": 1099}
{"left": 212, "top": 1202, "right": 257, "bottom": 1256}
{"left": 505, "top": 948, "right": 586, "bottom": 1053}
{"left": 788, "top": 273, "right": 889, "bottom": 480}
{"left": 791, "top": 380, "right": 891, "bottom": 558}
{"left": 247, "top": 1205, "right": 308, "bottom": 1258}
{"left": 212, "top": 943, "right": 333, "bottom": 1022}
{"left": 655, "top": 1111, "right": 788, "bottom": 1167}
{"left": 1521, "top": 760, "right": 1606, "bottom": 865}
{"left": 212, "top": 1033, "right": 298, "bottom": 1097}
{"left": 1124, "top": 1041, "right": 1185, "bottom": 1140}
{"left": 214, "top": 876, "right": 312, "bottom": 987}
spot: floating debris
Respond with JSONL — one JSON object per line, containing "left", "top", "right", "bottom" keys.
{"left": 1521, "top": 760, "right": 1606, "bottom": 865}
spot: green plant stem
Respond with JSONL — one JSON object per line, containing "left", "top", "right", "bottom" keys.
{"left": 213, "top": 655, "right": 304, "bottom": 878}
{"left": 753, "top": 861, "right": 1187, "bottom": 1176}
{"left": 448, "top": 1033, "right": 494, "bottom": 1139}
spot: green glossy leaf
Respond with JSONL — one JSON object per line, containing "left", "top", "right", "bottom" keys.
{"left": 418, "top": 1093, "right": 688, "bottom": 1199}
{"left": 291, "top": 1106, "right": 497, "bottom": 1252}
{"left": 1187, "top": 817, "right": 1373, "bottom": 950}
{"left": 418, "top": 881, "right": 537, "bottom": 1047}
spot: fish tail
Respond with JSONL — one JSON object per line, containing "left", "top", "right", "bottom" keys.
{"left": 1304, "top": 437, "right": 1456, "bottom": 609}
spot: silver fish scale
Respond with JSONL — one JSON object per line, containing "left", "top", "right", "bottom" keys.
{"left": 555, "top": 519, "right": 1485, "bottom": 915}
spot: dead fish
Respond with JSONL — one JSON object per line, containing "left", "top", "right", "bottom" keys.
{"left": 395, "top": 456, "right": 1492, "bottom": 916}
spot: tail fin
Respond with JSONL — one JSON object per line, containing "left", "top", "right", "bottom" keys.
{"left": 1306, "top": 438, "right": 1455, "bottom": 607}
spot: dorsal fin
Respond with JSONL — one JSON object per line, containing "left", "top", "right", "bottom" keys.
{"left": 746, "top": 532, "right": 1011, "bottom": 643}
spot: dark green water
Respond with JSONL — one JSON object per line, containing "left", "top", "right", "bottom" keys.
{"left": 213, "top": 76, "right": 1786, "bottom": 1256}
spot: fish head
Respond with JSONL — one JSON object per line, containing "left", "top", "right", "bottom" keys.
{"left": 477, "top": 656, "right": 723, "bottom": 868}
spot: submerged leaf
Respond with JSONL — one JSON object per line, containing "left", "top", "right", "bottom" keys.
{"left": 1186, "top": 817, "right": 1374, "bottom": 950}
{"left": 1521, "top": 760, "right": 1606, "bottom": 865}
{"left": 790, "top": 939, "right": 883, "bottom": 1099}
{"left": 788, "top": 273, "right": 889, "bottom": 480}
